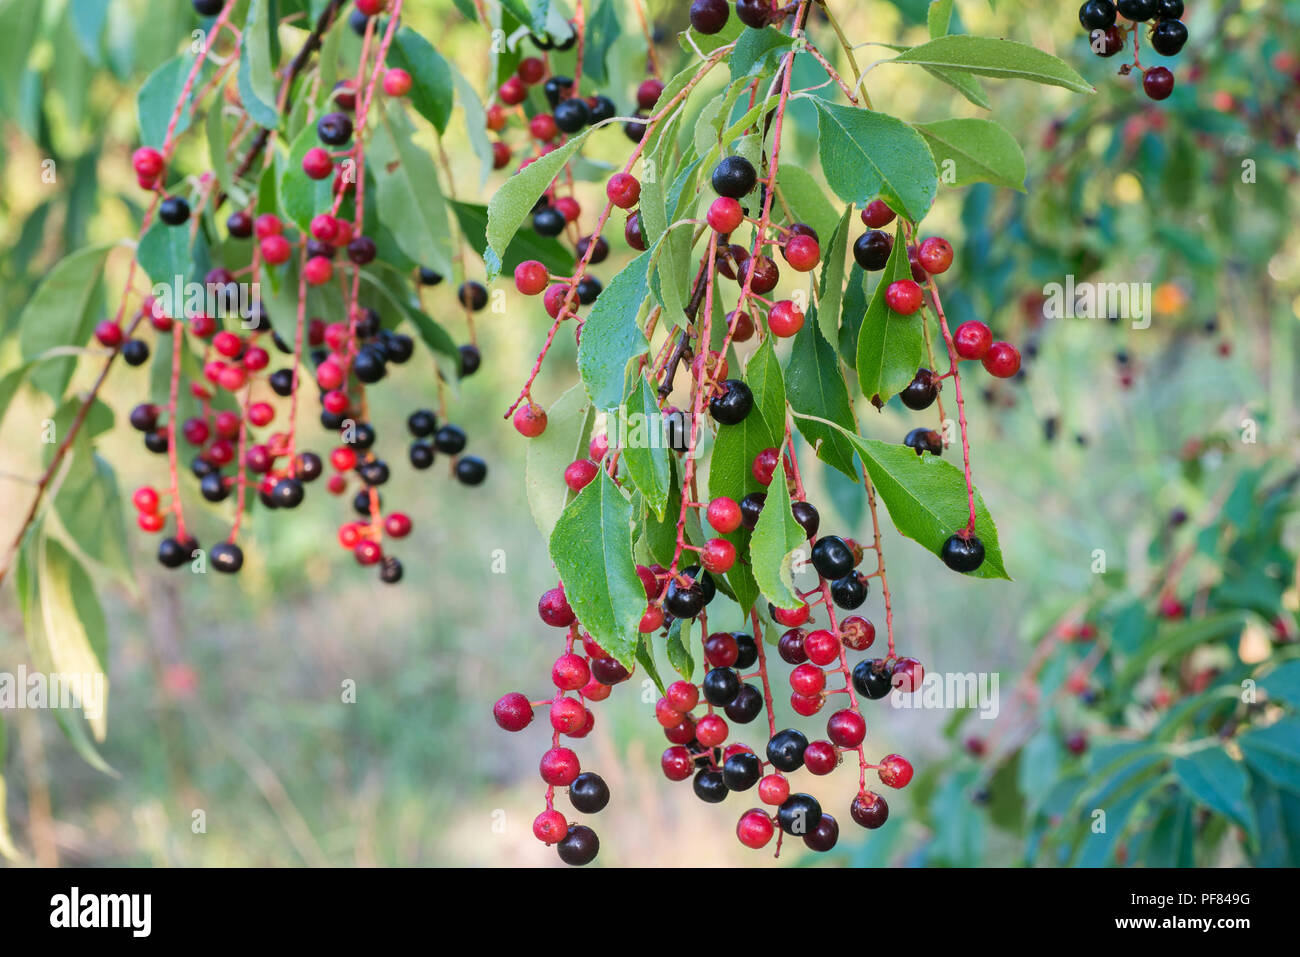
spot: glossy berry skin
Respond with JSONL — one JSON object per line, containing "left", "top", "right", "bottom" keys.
{"left": 892, "top": 657, "right": 925, "bottom": 693}
{"left": 804, "top": 740, "right": 839, "bottom": 775}
{"left": 790, "top": 663, "right": 826, "bottom": 697}
{"left": 514, "top": 260, "right": 549, "bottom": 296}
{"left": 905, "top": 427, "right": 943, "bottom": 457}
{"left": 766, "top": 728, "right": 808, "bottom": 772}
{"left": 852, "top": 659, "right": 893, "bottom": 700}
{"left": 493, "top": 692, "right": 533, "bottom": 732}
{"left": 885, "top": 279, "right": 924, "bottom": 315}
{"left": 918, "top": 236, "right": 954, "bottom": 274}
{"left": 1117, "top": 0, "right": 1156, "bottom": 20}
{"left": 941, "top": 533, "right": 985, "bottom": 573}
{"left": 701, "top": 537, "right": 736, "bottom": 574}
{"left": 811, "top": 535, "right": 854, "bottom": 580}
{"left": 752, "top": 447, "right": 780, "bottom": 486}
{"left": 767, "top": 300, "right": 804, "bottom": 338}
{"left": 211, "top": 542, "right": 244, "bottom": 574}
{"left": 736, "top": 808, "right": 775, "bottom": 848}
{"left": 840, "top": 616, "right": 876, "bottom": 651}
{"left": 664, "top": 577, "right": 706, "bottom": 620}
{"left": 982, "top": 341, "right": 1021, "bottom": 378}
{"left": 540, "top": 747, "right": 581, "bottom": 786}
{"left": 791, "top": 501, "right": 820, "bottom": 539}
{"left": 1143, "top": 66, "right": 1175, "bottom": 100}
{"left": 1078, "top": 0, "right": 1116, "bottom": 30}
{"left": 383, "top": 68, "right": 412, "bottom": 97}
{"left": 689, "top": 0, "right": 730, "bottom": 36}
{"left": 552, "top": 653, "right": 590, "bottom": 691}
{"left": 554, "top": 98, "right": 590, "bottom": 133}
{"left": 606, "top": 172, "right": 641, "bottom": 209}
{"left": 707, "top": 496, "right": 742, "bottom": 534}
{"left": 711, "top": 155, "right": 757, "bottom": 199}
{"left": 878, "top": 753, "right": 914, "bottom": 789}
{"left": 954, "top": 320, "right": 993, "bottom": 360}
{"left": 1156, "top": 0, "right": 1183, "bottom": 15}
{"left": 302, "top": 147, "right": 333, "bottom": 179}
{"left": 739, "top": 492, "right": 766, "bottom": 531}
{"left": 564, "top": 460, "right": 598, "bottom": 492}
{"left": 783, "top": 235, "right": 820, "bottom": 272}
{"left": 693, "top": 768, "right": 728, "bottom": 803}
{"left": 568, "top": 772, "right": 610, "bottom": 814}
{"left": 159, "top": 196, "right": 190, "bottom": 226}
{"left": 827, "top": 709, "right": 867, "bottom": 748}
{"left": 709, "top": 379, "right": 754, "bottom": 425}
{"left": 831, "top": 573, "right": 868, "bottom": 610}
{"left": 900, "top": 368, "right": 938, "bottom": 411}
{"left": 662, "top": 746, "right": 695, "bottom": 781}
{"left": 777, "top": 793, "right": 822, "bottom": 836}
{"left": 704, "top": 632, "right": 739, "bottom": 667}
{"left": 722, "top": 751, "right": 762, "bottom": 791}
{"left": 861, "top": 199, "right": 896, "bottom": 228}
{"left": 538, "top": 586, "right": 576, "bottom": 627}
{"left": 804, "top": 813, "right": 840, "bottom": 852}
{"left": 702, "top": 667, "right": 741, "bottom": 706}
{"left": 556, "top": 825, "right": 599, "bottom": 865}
{"left": 850, "top": 790, "right": 889, "bottom": 829}
{"left": 725, "top": 685, "right": 763, "bottom": 724}
{"left": 803, "top": 630, "right": 840, "bottom": 667}
{"left": 707, "top": 197, "right": 744, "bottom": 233}
{"left": 853, "top": 230, "right": 893, "bottom": 271}
{"left": 1150, "top": 19, "right": 1187, "bottom": 57}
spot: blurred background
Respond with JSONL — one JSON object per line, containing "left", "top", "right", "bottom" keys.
{"left": 0, "top": 0, "right": 1297, "bottom": 867}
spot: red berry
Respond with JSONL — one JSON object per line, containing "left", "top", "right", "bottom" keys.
{"left": 261, "top": 234, "right": 292, "bottom": 265}
{"left": 696, "top": 713, "right": 728, "bottom": 747}
{"left": 767, "top": 299, "right": 804, "bottom": 337}
{"left": 728, "top": 310, "right": 755, "bottom": 342}
{"left": 752, "top": 447, "right": 780, "bottom": 486}
{"left": 543, "top": 284, "right": 570, "bottom": 319}
{"left": 706, "top": 496, "right": 742, "bottom": 534}
{"left": 772, "top": 603, "right": 810, "bottom": 627}
{"left": 850, "top": 790, "right": 889, "bottom": 828}
{"left": 918, "top": 237, "right": 953, "bottom": 274}
{"left": 303, "top": 256, "right": 333, "bottom": 285}
{"left": 383, "top": 68, "right": 412, "bottom": 97}
{"left": 662, "top": 746, "right": 694, "bottom": 781}
{"left": 247, "top": 402, "right": 273, "bottom": 427}
{"left": 878, "top": 753, "right": 913, "bottom": 789}
{"left": 1143, "top": 66, "right": 1174, "bottom": 101}
{"left": 302, "top": 146, "right": 333, "bottom": 179}
{"left": 533, "top": 809, "right": 567, "bottom": 843}
{"left": 636, "top": 78, "right": 664, "bottom": 110}
{"left": 514, "top": 260, "right": 549, "bottom": 296}
{"left": 885, "top": 280, "right": 924, "bottom": 315}
{"left": 555, "top": 196, "right": 580, "bottom": 222}
{"left": 538, "top": 586, "right": 576, "bottom": 627}
{"left": 529, "top": 113, "right": 558, "bottom": 141}
{"left": 982, "top": 341, "right": 1021, "bottom": 378}
{"left": 254, "top": 213, "right": 282, "bottom": 238}
{"left": 758, "top": 774, "right": 790, "bottom": 805}
{"left": 606, "top": 173, "right": 641, "bottom": 210}
{"left": 666, "top": 680, "right": 699, "bottom": 712}
{"left": 655, "top": 697, "right": 684, "bottom": 728}
{"left": 804, "top": 740, "right": 839, "bottom": 775}
{"left": 513, "top": 401, "right": 548, "bottom": 437}
{"left": 354, "top": 540, "right": 383, "bottom": 565}
{"left": 704, "top": 632, "right": 739, "bottom": 668}
{"left": 384, "top": 512, "right": 412, "bottom": 538}
{"left": 356, "top": 0, "right": 386, "bottom": 14}
{"left": 517, "top": 56, "right": 545, "bottom": 85}
{"left": 803, "top": 630, "right": 840, "bottom": 666}
{"left": 552, "top": 653, "right": 590, "bottom": 691}
{"left": 491, "top": 141, "right": 511, "bottom": 170}
{"left": 827, "top": 708, "right": 866, "bottom": 748}
{"left": 840, "top": 616, "right": 875, "bottom": 651}
{"left": 891, "top": 656, "right": 925, "bottom": 693}
{"left": 132, "top": 146, "right": 164, "bottom": 180}
{"left": 861, "top": 199, "right": 896, "bottom": 228}
{"left": 493, "top": 692, "right": 534, "bottom": 731}
{"left": 94, "top": 320, "right": 123, "bottom": 347}
{"left": 539, "top": 747, "right": 581, "bottom": 786}
{"left": 564, "top": 459, "right": 599, "bottom": 492}
{"left": 783, "top": 234, "right": 820, "bottom": 272}
{"left": 790, "top": 663, "right": 826, "bottom": 697}
{"left": 498, "top": 76, "right": 526, "bottom": 105}
{"left": 707, "top": 196, "right": 744, "bottom": 233}
{"left": 953, "top": 320, "right": 992, "bottom": 360}
{"left": 133, "top": 486, "right": 160, "bottom": 513}
{"left": 700, "top": 537, "right": 736, "bottom": 574}
{"left": 791, "top": 691, "right": 823, "bottom": 716}
{"left": 549, "top": 696, "right": 587, "bottom": 735}
{"left": 736, "top": 809, "right": 775, "bottom": 849}
{"left": 640, "top": 606, "right": 665, "bottom": 633}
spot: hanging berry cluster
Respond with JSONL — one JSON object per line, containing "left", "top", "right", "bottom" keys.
{"left": 1078, "top": 0, "right": 1188, "bottom": 99}
{"left": 486, "top": 1, "right": 1085, "bottom": 864}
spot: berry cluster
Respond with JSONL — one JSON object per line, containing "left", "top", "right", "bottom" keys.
{"left": 1078, "top": 0, "right": 1188, "bottom": 100}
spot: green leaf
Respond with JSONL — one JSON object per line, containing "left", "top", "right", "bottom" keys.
{"left": 891, "top": 35, "right": 1094, "bottom": 94}
{"left": 620, "top": 377, "right": 672, "bottom": 519}
{"left": 577, "top": 249, "right": 651, "bottom": 411}
{"left": 917, "top": 118, "right": 1027, "bottom": 191}
{"left": 18, "top": 244, "right": 113, "bottom": 399}
{"left": 279, "top": 124, "right": 337, "bottom": 233}
{"left": 776, "top": 164, "right": 840, "bottom": 245}
{"left": 549, "top": 470, "right": 646, "bottom": 669}
{"left": 137, "top": 53, "right": 197, "bottom": 148}
{"left": 1261, "top": 660, "right": 1300, "bottom": 710}
{"left": 637, "top": 635, "right": 666, "bottom": 697}
{"left": 485, "top": 127, "right": 594, "bottom": 279}
{"left": 927, "top": 0, "right": 953, "bottom": 38}
{"left": 815, "top": 206, "right": 853, "bottom": 346}
{"left": 812, "top": 101, "right": 938, "bottom": 223}
{"left": 239, "top": 0, "right": 280, "bottom": 129}
{"left": 1239, "top": 719, "right": 1300, "bottom": 795}
{"left": 450, "top": 201, "right": 574, "bottom": 275}
{"left": 54, "top": 445, "right": 132, "bottom": 585}
{"left": 920, "top": 66, "right": 991, "bottom": 110}
{"left": 582, "top": 0, "right": 622, "bottom": 86}
{"left": 793, "top": 418, "right": 1009, "bottom": 579}
{"left": 526, "top": 384, "right": 596, "bottom": 541}
{"left": 369, "top": 102, "right": 454, "bottom": 277}
{"left": 205, "top": 80, "right": 244, "bottom": 205}
{"left": 855, "top": 223, "right": 925, "bottom": 404}
{"left": 387, "top": 26, "right": 454, "bottom": 133}
{"left": 1172, "top": 746, "right": 1257, "bottom": 843}
{"left": 785, "top": 316, "right": 859, "bottom": 481}
{"left": 730, "top": 26, "right": 793, "bottom": 80}
{"left": 452, "top": 68, "right": 494, "bottom": 188}
{"left": 666, "top": 617, "right": 695, "bottom": 682}
{"left": 750, "top": 459, "right": 806, "bottom": 610}
{"left": 137, "top": 216, "right": 208, "bottom": 286}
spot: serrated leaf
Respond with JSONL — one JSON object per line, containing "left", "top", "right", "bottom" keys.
{"left": 891, "top": 35, "right": 1094, "bottom": 94}
{"left": 239, "top": 0, "right": 279, "bottom": 129}
{"left": 19, "top": 244, "right": 113, "bottom": 399}
{"left": 583, "top": 0, "right": 621, "bottom": 86}
{"left": 729, "top": 26, "right": 793, "bottom": 80}
{"left": 137, "top": 53, "right": 197, "bottom": 148}
{"left": 485, "top": 127, "right": 594, "bottom": 278}
{"left": 452, "top": 68, "right": 493, "bottom": 187}
{"left": 813, "top": 101, "right": 938, "bottom": 223}
{"left": 549, "top": 470, "right": 646, "bottom": 669}
{"left": 815, "top": 206, "right": 852, "bottom": 345}
{"left": 775, "top": 165, "right": 840, "bottom": 244}
{"left": 917, "top": 118, "right": 1026, "bottom": 191}
{"left": 785, "top": 316, "right": 859, "bottom": 481}
{"left": 621, "top": 376, "right": 672, "bottom": 518}
{"left": 526, "top": 385, "right": 595, "bottom": 540}
{"left": 386, "top": 26, "right": 454, "bottom": 133}
{"left": 370, "top": 102, "right": 454, "bottom": 277}
{"left": 451, "top": 201, "right": 574, "bottom": 275}
{"left": 54, "top": 445, "right": 132, "bottom": 585}
{"left": 1172, "top": 746, "right": 1257, "bottom": 843}
{"left": 750, "top": 459, "right": 805, "bottom": 610}
{"left": 577, "top": 249, "right": 651, "bottom": 410}
{"left": 855, "top": 222, "right": 924, "bottom": 404}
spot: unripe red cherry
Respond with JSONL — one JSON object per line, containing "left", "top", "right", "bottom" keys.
{"left": 804, "top": 740, "right": 839, "bottom": 775}
{"left": 885, "top": 279, "right": 924, "bottom": 315}
{"left": 538, "top": 586, "right": 576, "bottom": 627}
{"left": 533, "top": 809, "right": 567, "bottom": 844}
{"left": 767, "top": 299, "right": 804, "bottom": 337}
{"left": 918, "top": 236, "right": 953, "bottom": 274}
{"left": 953, "top": 320, "right": 992, "bottom": 360}
{"left": 354, "top": 540, "right": 383, "bottom": 565}
{"left": 254, "top": 213, "right": 282, "bottom": 238}
{"left": 606, "top": 172, "right": 641, "bottom": 209}
{"left": 696, "top": 713, "right": 728, "bottom": 747}
{"left": 891, "top": 656, "right": 925, "bottom": 693}
{"left": 330, "top": 446, "right": 357, "bottom": 471}
{"left": 707, "top": 196, "right": 744, "bottom": 233}
{"left": 498, "top": 75, "right": 526, "bottom": 105}
{"left": 736, "top": 809, "right": 775, "bottom": 849}
{"left": 827, "top": 708, "right": 866, "bottom": 748}
{"left": 639, "top": 605, "right": 664, "bottom": 633}
{"left": 655, "top": 697, "right": 684, "bottom": 728}
{"left": 302, "top": 146, "right": 333, "bottom": 179}
{"left": 543, "top": 284, "right": 571, "bottom": 319}
{"left": 133, "top": 486, "right": 160, "bottom": 513}
{"left": 529, "top": 113, "right": 558, "bottom": 141}
{"left": 982, "top": 341, "right": 1021, "bottom": 378}
{"left": 662, "top": 746, "right": 694, "bottom": 781}
{"left": 564, "top": 459, "right": 599, "bottom": 492}
{"left": 555, "top": 196, "right": 580, "bottom": 222}
{"left": 552, "top": 653, "right": 590, "bottom": 691}
{"left": 700, "top": 537, "right": 736, "bottom": 574}
{"left": 636, "top": 78, "right": 665, "bottom": 109}
{"left": 728, "top": 310, "right": 755, "bottom": 342}
{"left": 840, "top": 616, "right": 876, "bottom": 651}
{"left": 485, "top": 104, "right": 507, "bottom": 131}
{"left": 540, "top": 747, "right": 581, "bottom": 786}
{"left": 783, "top": 234, "right": 820, "bottom": 272}
{"left": 752, "top": 447, "right": 780, "bottom": 485}
{"left": 772, "top": 603, "right": 810, "bottom": 627}
{"left": 493, "top": 692, "right": 534, "bottom": 731}
{"left": 791, "top": 691, "right": 823, "bottom": 716}
{"left": 261, "top": 234, "right": 292, "bottom": 265}
{"left": 706, "top": 496, "right": 742, "bottom": 534}
{"left": 582, "top": 677, "right": 612, "bottom": 701}
{"left": 666, "top": 680, "right": 699, "bottom": 712}
{"left": 513, "top": 401, "right": 548, "bottom": 437}
{"left": 247, "top": 402, "right": 273, "bottom": 427}
{"left": 356, "top": 0, "right": 386, "bottom": 13}
{"left": 94, "top": 320, "right": 124, "bottom": 347}
{"left": 514, "top": 260, "right": 549, "bottom": 296}
{"left": 383, "top": 512, "right": 412, "bottom": 538}
{"left": 491, "top": 141, "right": 511, "bottom": 170}
{"left": 861, "top": 199, "right": 896, "bottom": 228}
{"left": 704, "top": 632, "right": 739, "bottom": 668}
{"left": 132, "top": 146, "right": 164, "bottom": 180}
{"left": 803, "top": 630, "right": 840, "bottom": 667}
{"left": 1143, "top": 66, "right": 1174, "bottom": 101}
{"left": 517, "top": 56, "right": 545, "bottom": 85}
{"left": 878, "top": 753, "right": 914, "bottom": 789}
{"left": 759, "top": 773, "right": 790, "bottom": 805}
{"left": 790, "top": 663, "right": 826, "bottom": 697}
{"left": 383, "top": 68, "right": 412, "bottom": 97}
{"left": 304, "top": 255, "right": 333, "bottom": 285}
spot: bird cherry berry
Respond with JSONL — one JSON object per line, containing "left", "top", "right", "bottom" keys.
{"left": 783, "top": 234, "right": 820, "bottom": 272}
{"left": 982, "top": 341, "right": 1021, "bottom": 378}
{"left": 1143, "top": 66, "right": 1175, "bottom": 101}
{"left": 840, "top": 616, "right": 876, "bottom": 650}
{"left": 606, "top": 172, "right": 641, "bottom": 209}
{"left": 513, "top": 401, "right": 548, "bottom": 437}
{"left": 706, "top": 496, "right": 742, "bottom": 534}
{"left": 132, "top": 146, "right": 164, "bottom": 181}
{"left": 533, "top": 809, "right": 568, "bottom": 844}
{"left": 877, "top": 753, "right": 914, "bottom": 789}
{"left": 383, "top": 68, "right": 412, "bottom": 97}
{"left": 917, "top": 236, "right": 953, "bottom": 274}
{"left": 953, "top": 320, "right": 993, "bottom": 360}
{"left": 752, "top": 447, "right": 780, "bottom": 486}
{"left": 701, "top": 537, "right": 736, "bottom": 574}
{"left": 758, "top": 773, "right": 790, "bottom": 806}
{"left": 767, "top": 299, "right": 804, "bottom": 338}
{"left": 540, "top": 747, "right": 581, "bottom": 786}
{"left": 696, "top": 713, "right": 728, "bottom": 747}
{"left": 891, "top": 657, "right": 925, "bottom": 693}
{"left": 885, "top": 280, "right": 924, "bottom": 315}
{"left": 850, "top": 790, "right": 889, "bottom": 829}
{"left": 790, "top": 663, "right": 826, "bottom": 697}
{"left": 661, "top": 746, "right": 695, "bottom": 781}
{"left": 861, "top": 199, "right": 896, "bottom": 228}
{"left": 514, "top": 260, "right": 549, "bottom": 296}
{"left": 827, "top": 708, "right": 866, "bottom": 748}
{"left": 802, "top": 630, "right": 840, "bottom": 667}
{"left": 736, "top": 809, "right": 775, "bottom": 849}
{"left": 666, "top": 680, "right": 699, "bottom": 712}
{"left": 302, "top": 147, "right": 333, "bottom": 179}
{"left": 564, "top": 459, "right": 599, "bottom": 492}
{"left": 538, "top": 585, "right": 576, "bottom": 627}
{"left": 804, "top": 740, "right": 839, "bottom": 775}
{"left": 636, "top": 78, "right": 665, "bottom": 109}
{"left": 494, "top": 692, "right": 534, "bottom": 731}
{"left": 706, "top": 196, "right": 744, "bottom": 233}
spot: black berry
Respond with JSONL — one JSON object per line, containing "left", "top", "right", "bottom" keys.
{"left": 941, "top": 533, "right": 985, "bottom": 573}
